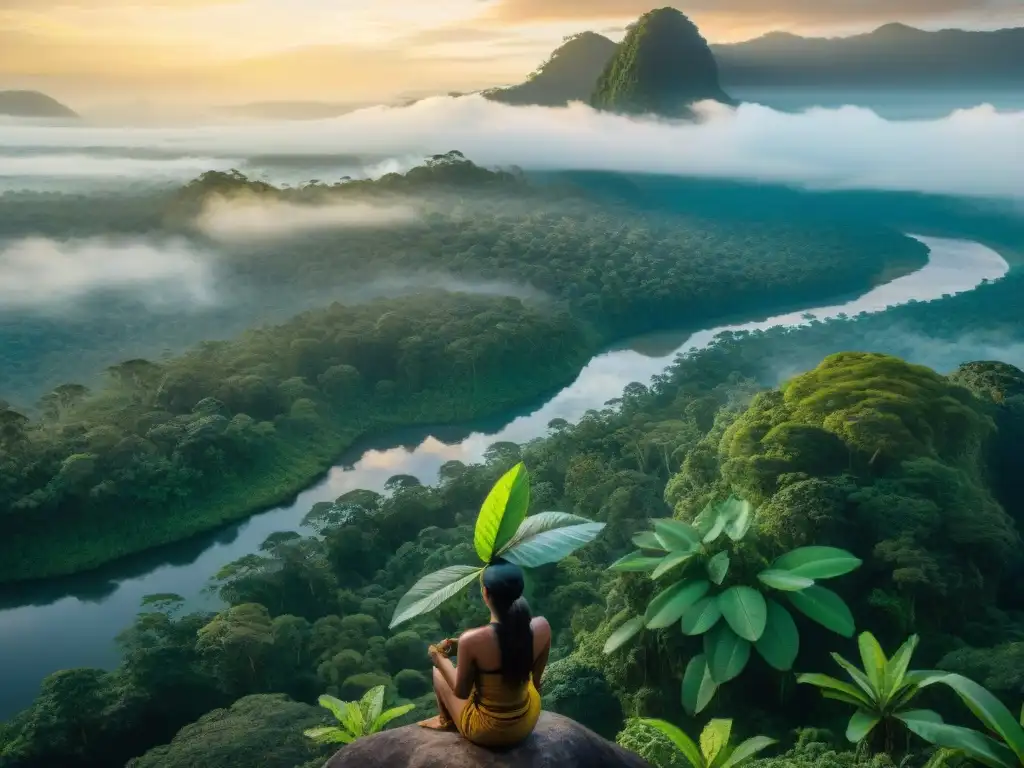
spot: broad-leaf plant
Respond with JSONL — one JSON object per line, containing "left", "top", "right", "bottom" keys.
{"left": 304, "top": 685, "right": 415, "bottom": 744}
{"left": 388, "top": 462, "right": 604, "bottom": 629}
{"left": 604, "top": 495, "right": 862, "bottom": 714}
{"left": 638, "top": 717, "right": 776, "bottom": 768}
{"left": 798, "top": 632, "right": 933, "bottom": 752}
{"left": 899, "top": 673, "right": 1024, "bottom": 768}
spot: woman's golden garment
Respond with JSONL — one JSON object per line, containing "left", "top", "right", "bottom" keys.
{"left": 457, "top": 669, "right": 541, "bottom": 747}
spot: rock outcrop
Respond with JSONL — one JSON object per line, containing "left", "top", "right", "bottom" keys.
{"left": 591, "top": 7, "right": 733, "bottom": 117}
{"left": 324, "top": 712, "right": 650, "bottom": 768}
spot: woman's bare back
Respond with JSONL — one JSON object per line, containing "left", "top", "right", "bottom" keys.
{"left": 459, "top": 616, "right": 551, "bottom": 689}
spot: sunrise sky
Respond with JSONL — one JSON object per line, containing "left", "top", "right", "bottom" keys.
{"left": 1, "top": 0, "right": 1020, "bottom": 114}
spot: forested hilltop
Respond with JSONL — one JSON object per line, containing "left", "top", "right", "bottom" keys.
{"left": 2, "top": 262, "right": 1022, "bottom": 768}
{"left": 0, "top": 153, "right": 923, "bottom": 405}
{"left": 0, "top": 153, "right": 927, "bottom": 582}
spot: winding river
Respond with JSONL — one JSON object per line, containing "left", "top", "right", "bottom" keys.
{"left": 0, "top": 235, "right": 1009, "bottom": 719}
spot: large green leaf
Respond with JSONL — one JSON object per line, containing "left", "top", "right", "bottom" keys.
{"left": 604, "top": 615, "right": 644, "bottom": 654}
{"left": 822, "top": 689, "right": 875, "bottom": 708}
{"left": 654, "top": 518, "right": 702, "bottom": 552}
{"left": 652, "top": 551, "right": 696, "bottom": 580}
{"left": 882, "top": 634, "right": 918, "bottom": 701}
{"left": 757, "top": 570, "right": 814, "bottom": 592}
{"left": 640, "top": 719, "right": 704, "bottom": 768}
{"left": 473, "top": 462, "right": 530, "bottom": 563}
{"left": 501, "top": 522, "right": 605, "bottom": 568}
{"left": 723, "top": 498, "right": 753, "bottom": 542}
{"left": 754, "top": 599, "right": 799, "bottom": 671}
{"left": 857, "top": 633, "right": 887, "bottom": 698}
{"left": 704, "top": 622, "right": 751, "bottom": 684}
{"left": 846, "top": 710, "right": 881, "bottom": 743}
{"left": 303, "top": 726, "right": 356, "bottom": 745}
{"left": 797, "top": 674, "right": 874, "bottom": 709}
{"left": 700, "top": 719, "right": 732, "bottom": 768}
{"left": 633, "top": 531, "right": 666, "bottom": 552}
{"left": 682, "top": 654, "right": 719, "bottom": 715}
{"left": 681, "top": 596, "right": 722, "bottom": 636}
{"left": 719, "top": 737, "right": 777, "bottom": 768}
{"left": 706, "top": 552, "right": 730, "bottom": 585}
{"left": 719, "top": 586, "right": 768, "bottom": 642}
{"left": 772, "top": 547, "right": 862, "bottom": 580}
{"left": 899, "top": 710, "right": 1017, "bottom": 768}
{"left": 917, "top": 673, "right": 1024, "bottom": 764}
{"left": 609, "top": 550, "right": 664, "bottom": 572}
{"left": 703, "top": 513, "right": 728, "bottom": 544}
{"left": 360, "top": 685, "right": 385, "bottom": 729}
{"left": 389, "top": 565, "right": 483, "bottom": 629}
{"left": 645, "top": 580, "right": 711, "bottom": 629}
{"left": 372, "top": 704, "right": 416, "bottom": 733}
{"left": 788, "top": 585, "right": 855, "bottom": 637}
{"left": 499, "top": 511, "right": 592, "bottom": 554}
{"left": 831, "top": 652, "right": 879, "bottom": 703}
{"left": 318, "top": 694, "right": 364, "bottom": 736}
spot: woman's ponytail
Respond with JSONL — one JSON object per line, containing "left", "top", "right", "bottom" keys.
{"left": 483, "top": 560, "right": 534, "bottom": 685}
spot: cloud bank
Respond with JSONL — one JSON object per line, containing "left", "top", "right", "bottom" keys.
{"left": 194, "top": 196, "right": 421, "bottom": 242}
{"left": 0, "top": 237, "right": 214, "bottom": 310}
{"left": 0, "top": 97, "right": 1021, "bottom": 200}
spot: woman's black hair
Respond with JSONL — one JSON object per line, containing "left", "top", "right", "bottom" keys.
{"left": 482, "top": 558, "right": 534, "bottom": 685}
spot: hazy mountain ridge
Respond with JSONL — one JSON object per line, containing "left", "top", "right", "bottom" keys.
{"left": 484, "top": 32, "right": 618, "bottom": 107}
{"left": 716, "top": 23, "right": 1024, "bottom": 86}
{"left": 484, "top": 23, "right": 1024, "bottom": 108}
{"left": 0, "top": 90, "right": 78, "bottom": 119}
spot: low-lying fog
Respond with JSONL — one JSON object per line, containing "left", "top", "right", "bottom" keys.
{"left": 1, "top": 97, "right": 1021, "bottom": 199}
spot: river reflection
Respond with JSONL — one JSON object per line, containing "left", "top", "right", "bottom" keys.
{"left": 0, "top": 235, "right": 1009, "bottom": 718}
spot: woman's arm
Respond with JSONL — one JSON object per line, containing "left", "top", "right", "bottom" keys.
{"left": 531, "top": 618, "right": 552, "bottom": 693}
{"left": 452, "top": 633, "right": 476, "bottom": 698}
{"left": 431, "top": 632, "right": 475, "bottom": 699}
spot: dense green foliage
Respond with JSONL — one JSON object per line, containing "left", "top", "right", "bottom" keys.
{"left": 127, "top": 695, "right": 329, "bottom": 768}
{"left": 4, "top": 290, "right": 1024, "bottom": 767}
{"left": 0, "top": 291, "right": 590, "bottom": 582}
{"left": 0, "top": 156, "right": 926, "bottom": 581}
{"left": 605, "top": 498, "right": 862, "bottom": 713}
{"left": 591, "top": 7, "right": 732, "bottom": 115}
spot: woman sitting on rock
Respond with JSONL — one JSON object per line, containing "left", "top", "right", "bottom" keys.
{"left": 420, "top": 558, "right": 551, "bottom": 747}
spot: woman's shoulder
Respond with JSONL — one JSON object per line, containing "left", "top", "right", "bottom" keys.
{"left": 531, "top": 615, "right": 551, "bottom": 637}
{"left": 459, "top": 624, "right": 494, "bottom": 645}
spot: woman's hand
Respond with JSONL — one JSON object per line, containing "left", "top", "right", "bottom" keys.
{"left": 437, "top": 638, "right": 458, "bottom": 657}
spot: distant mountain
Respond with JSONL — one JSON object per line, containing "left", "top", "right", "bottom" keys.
{"left": 0, "top": 91, "right": 77, "bottom": 119}
{"left": 485, "top": 32, "right": 618, "bottom": 106}
{"left": 483, "top": 23, "right": 1023, "bottom": 110}
{"left": 591, "top": 7, "right": 732, "bottom": 116}
{"left": 712, "top": 24, "right": 1024, "bottom": 86}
